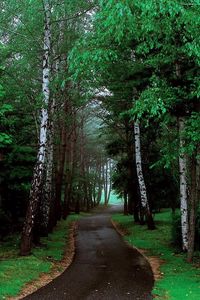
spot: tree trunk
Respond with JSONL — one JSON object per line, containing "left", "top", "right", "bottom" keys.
{"left": 42, "top": 51, "right": 64, "bottom": 233}
{"left": 63, "top": 132, "right": 72, "bottom": 219}
{"left": 178, "top": 117, "right": 189, "bottom": 252}
{"left": 55, "top": 119, "right": 67, "bottom": 221}
{"left": 134, "top": 122, "right": 155, "bottom": 230}
{"left": 96, "top": 159, "right": 103, "bottom": 205}
{"left": 103, "top": 161, "right": 108, "bottom": 205}
{"left": 128, "top": 192, "right": 133, "bottom": 215}
{"left": 106, "top": 159, "right": 112, "bottom": 205}
{"left": 133, "top": 198, "right": 140, "bottom": 223}
{"left": 124, "top": 191, "right": 128, "bottom": 215}
{"left": 39, "top": 97, "right": 55, "bottom": 236}
{"left": 69, "top": 111, "right": 78, "bottom": 210}
{"left": 20, "top": 0, "right": 51, "bottom": 255}
{"left": 75, "top": 199, "right": 80, "bottom": 214}
{"left": 127, "top": 145, "right": 139, "bottom": 218}
{"left": 187, "top": 155, "right": 197, "bottom": 262}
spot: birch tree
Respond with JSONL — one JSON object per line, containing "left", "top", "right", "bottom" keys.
{"left": 187, "top": 155, "right": 197, "bottom": 261}
{"left": 20, "top": 0, "right": 51, "bottom": 255}
{"left": 134, "top": 122, "right": 155, "bottom": 229}
{"left": 40, "top": 96, "right": 55, "bottom": 235}
{"left": 178, "top": 117, "right": 189, "bottom": 251}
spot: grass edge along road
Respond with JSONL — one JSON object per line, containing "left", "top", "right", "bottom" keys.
{"left": 0, "top": 214, "right": 79, "bottom": 300}
{"left": 112, "top": 210, "right": 200, "bottom": 300}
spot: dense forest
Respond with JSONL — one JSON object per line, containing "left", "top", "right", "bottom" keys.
{"left": 0, "top": 1, "right": 200, "bottom": 296}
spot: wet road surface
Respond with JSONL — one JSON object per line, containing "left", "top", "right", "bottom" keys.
{"left": 24, "top": 205, "right": 154, "bottom": 300}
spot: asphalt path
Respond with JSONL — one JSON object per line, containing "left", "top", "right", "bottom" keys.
{"left": 23, "top": 205, "right": 154, "bottom": 300}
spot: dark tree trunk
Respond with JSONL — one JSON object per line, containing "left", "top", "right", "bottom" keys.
{"left": 20, "top": 164, "right": 44, "bottom": 255}
{"left": 133, "top": 198, "right": 140, "bottom": 223}
{"left": 146, "top": 211, "right": 156, "bottom": 230}
{"left": 139, "top": 207, "right": 145, "bottom": 225}
{"left": 55, "top": 119, "right": 67, "bottom": 221}
{"left": 75, "top": 199, "right": 80, "bottom": 214}
{"left": 63, "top": 185, "right": 70, "bottom": 220}
{"left": 128, "top": 192, "right": 133, "bottom": 214}
{"left": 96, "top": 161, "right": 103, "bottom": 205}
{"left": 124, "top": 191, "right": 128, "bottom": 215}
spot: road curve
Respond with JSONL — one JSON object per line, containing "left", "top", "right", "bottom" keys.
{"left": 23, "top": 205, "right": 154, "bottom": 300}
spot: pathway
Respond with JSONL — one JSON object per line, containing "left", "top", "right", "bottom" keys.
{"left": 23, "top": 205, "right": 154, "bottom": 300}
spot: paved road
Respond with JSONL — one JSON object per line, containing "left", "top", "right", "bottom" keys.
{"left": 24, "top": 205, "right": 154, "bottom": 300}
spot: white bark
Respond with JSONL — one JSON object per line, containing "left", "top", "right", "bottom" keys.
{"left": 134, "top": 122, "right": 149, "bottom": 210}
{"left": 20, "top": 0, "right": 52, "bottom": 254}
{"left": 42, "top": 109, "right": 54, "bottom": 229}
{"left": 107, "top": 159, "right": 112, "bottom": 203}
{"left": 39, "top": 0, "right": 51, "bottom": 164}
{"left": 41, "top": 0, "right": 57, "bottom": 229}
{"left": 178, "top": 117, "right": 189, "bottom": 251}
{"left": 40, "top": 0, "right": 52, "bottom": 227}
{"left": 103, "top": 160, "right": 109, "bottom": 204}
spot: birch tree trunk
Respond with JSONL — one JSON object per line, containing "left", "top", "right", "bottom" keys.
{"left": 42, "top": 50, "right": 64, "bottom": 233}
{"left": 103, "top": 160, "right": 108, "bottom": 205}
{"left": 107, "top": 159, "right": 112, "bottom": 204}
{"left": 40, "top": 102, "right": 55, "bottom": 235}
{"left": 134, "top": 122, "right": 155, "bottom": 230}
{"left": 20, "top": 0, "right": 51, "bottom": 255}
{"left": 178, "top": 117, "right": 189, "bottom": 252}
{"left": 187, "top": 155, "right": 197, "bottom": 262}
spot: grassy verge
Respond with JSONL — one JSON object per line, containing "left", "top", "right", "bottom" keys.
{"left": 0, "top": 214, "right": 79, "bottom": 300}
{"left": 112, "top": 210, "right": 200, "bottom": 300}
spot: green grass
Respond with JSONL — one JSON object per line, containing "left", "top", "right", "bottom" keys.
{"left": 0, "top": 214, "right": 79, "bottom": 300}
{"left": 112, "top": 210, "right": 200, "bottom": 299}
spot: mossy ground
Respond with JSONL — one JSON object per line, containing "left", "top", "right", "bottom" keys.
{"left": 0, "top": 214, "right": 79, "bottom": 300}
{"left": 112, "top": 210, "right": 200, "bottom": 299}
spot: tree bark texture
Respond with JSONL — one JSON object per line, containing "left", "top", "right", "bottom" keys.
{"left": 134, "top": 122, "right": 155, "bottom": 230}
{"left": 124, "top": 191, "right": 128, "bottom": 215}
{"left": 40, "top": 108, "right": 55, "bottom": 235}
{"left": 20, "top": 0, "right": 51, "bottom": 255}
{"left": 187, "top": 155, "right": 197, "bottom": 262}
{"left": 178, "top": 117, "right": 189, "bottom": 252}
{"left": 103, "top": 160, "right": 108, "bottom": 205}
{"left": 55, "top": 116, "right": 67, "bottom": 220}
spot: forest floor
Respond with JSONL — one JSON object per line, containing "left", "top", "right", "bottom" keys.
{"left": 112, "top": 209, "right": 200, "bottom": 300}
{"left": 0, "top": 214, "right": 79, "bottom": 300}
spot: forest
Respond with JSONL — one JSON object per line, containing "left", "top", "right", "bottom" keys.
{"left": 0, "top": 0, "right": 200, "bottom": 299}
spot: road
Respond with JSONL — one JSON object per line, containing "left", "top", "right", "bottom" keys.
{"left": 23, "top": 205, "right": 154, "bottom": 300}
